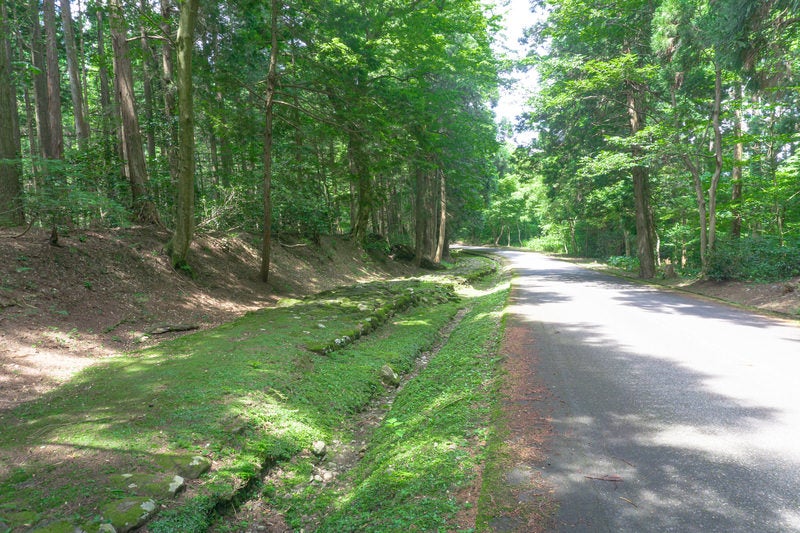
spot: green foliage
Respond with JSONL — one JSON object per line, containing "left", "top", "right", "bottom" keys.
{"left": 23, "top": 147, "right": 132, "bottom": 229}
{"left": 509, "top": 0, "right": 800, "bottom": 275}
{"left": 607, "top": 255, "right": 640, "bottom": 272}
{"left": 707, "top": 237, "right": 800, "bottom": 282}
{"left": 148, "top": 495, "right": 215, "bottom": 533}
{"left": 524, "top": 232, "right": 567, "bottom": 254}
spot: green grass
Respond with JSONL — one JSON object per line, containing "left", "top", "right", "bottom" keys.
{"left": 266, "top": 272, "right": 511, "bottom": 532}
{"left": 0, "top": 279, "right": 463, "bottom": 531}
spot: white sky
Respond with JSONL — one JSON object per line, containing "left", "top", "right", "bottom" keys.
{"left": 492, "top": 0, "right": 544, "bottom": 144}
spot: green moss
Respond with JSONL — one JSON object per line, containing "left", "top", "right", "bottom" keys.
{"left": 0, "top": 278, "right": 470, "bottom": 529}
{"left": 102, "top": 497, "right": 157, "bottom": 532}
{"left": 2, "top": 509, "right": 40, "bottom": 530}
{"left": 282, "top": 274, "right": 511, "bottom": 531}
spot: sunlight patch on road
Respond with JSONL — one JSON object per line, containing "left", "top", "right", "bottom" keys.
{"left": 780, "top": 509, "right": 800, "bottom": 530}
{"left": 641, "top": 423, "right": 755, "bottom": 461}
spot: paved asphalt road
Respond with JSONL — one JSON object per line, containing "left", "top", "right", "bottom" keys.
{"left": 495, "top": 250, "right": 800, "bottom": 532}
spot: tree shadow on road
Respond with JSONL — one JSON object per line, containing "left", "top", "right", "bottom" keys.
{"left": 508, "top": 312, "right": 800, "bottom": 533}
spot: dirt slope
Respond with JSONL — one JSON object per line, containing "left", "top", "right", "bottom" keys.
{"left": 0, "top": 227, "right": 413, "bottom": 412}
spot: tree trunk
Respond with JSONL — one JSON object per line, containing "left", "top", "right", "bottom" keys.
{"left": 96, "top": 9, "right": 114, "bottom": 158}
{"left": 731, "top": 81, "right": 744, "bottom": 239}
{"left": 707, "top": 64, "right": 724, "bottom": 254}
{"left": 167, "top": 0, "right": 198, "bottom": 269}
{"left": 260, "top": 0, "right": 279, "bottom": 282}
{"left": 139, "top": 0, "right": 156, "bottom": 160}
{"left": 425, "top": 169, "right": 437, "bottom": 259}
{"left": 218, "top": 95, "right": 233, "bottom": 186}
{"left": 22, "top": 79, "right": 40, "bottom": 180}
{"left": 684, "top": 154, "right": 709, "bottom": 271}
{"left": 0, "top": 0, "right": 24, "bottom": 226}
{"left": 433, "top": 169, "right": 446, "bottom": 263}
{"left": 60, "top": 0, "right": 89, "bottom": 149}
{"left": 627, "top": 89, "right": 656, "bottom": 278}
{"left": 348, "top": 131, "right": 371, "bottom": 244}
{"left": 43, "top": 0, "right": 63, "bottom": 159}
{"left": 495, "top": 225, "right": 504, "bottom": 247}
{"left": 160, "top": 0, "right": 179, "bottom": 184}
{"left": 30, "top": 1, "right": 51, "bottom": 162}
{"left": 109, "top": 0, "right": 160, "bottom": 224}
{"left": 208, "top": 124, "right": 219, "bottom": 189}
{"left": 414, "top": 164, "right": 431, "bottom": 266}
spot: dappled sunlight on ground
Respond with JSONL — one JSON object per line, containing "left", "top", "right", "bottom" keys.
{"left": 496, "top": 249, "right": 800, "bottom": 531}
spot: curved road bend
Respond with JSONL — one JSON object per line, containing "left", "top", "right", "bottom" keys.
{"left": 493, "top": 250, "right": 800, "bottom": 532}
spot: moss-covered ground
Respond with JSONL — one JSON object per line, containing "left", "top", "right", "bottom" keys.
{"left": 0, "top": 252, "right": 509, "bottom": 533}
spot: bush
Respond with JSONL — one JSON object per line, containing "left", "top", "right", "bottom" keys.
{"left": 25, "top": 174, "right": 130, "bottom": 229}
{"left": 524, "top": 234, "right": 565, "bottom": 254}
{"left": 606, "top": 255, "right": 640, "bottom": 272}
{"left": 707, "top": 237, "right": 800, "bottom": 282}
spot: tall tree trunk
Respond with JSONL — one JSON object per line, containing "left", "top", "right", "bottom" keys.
{"left": 414, "top": 164, "right": 428, "bottom": 266}
{"left": 43, "top": 0, "right": 63, "bottom": 159}
{"left": 30, "top": 1, "right": 51, "bottom": 163}
{"left": 109, "top": 0, "right": 160, "bottom": 224}
{"left": 627, "top": 89, "right": 656, "bottom": 278}
{"left": 139, "top": 0, "right": 156, "bottom": 159}
{"left": 684, "top": 154, "right": 709, "bottom": 271}
{"left": 260, "top": 0, "right": 280, "bottom": 282}
{"left": 707, "top": 64, "right": 724, "bottom": 254}
{"left": 60, "top": 0, "right": 89, "bottom": 149}
{"left": 349, "top": 179, "right": 357, "bottom": 232}
{"left": 348, "top": 130, "right": 371, "bottom": 244}
{"left": 208, "top": 125, "right": 219, "bottom": 188}
{"left": 96, "top": 9, "right": 114, "bottom": 158}
{"left": 218, "top": 95, "right": 233, "bottom": 187}
{"left": 731, "top": 81, "right": 744, "bottom": 239}
{"left": 160, "top": 0, "right": 179, "bottom": 184}
{"left": 0, "top": 0, "right": 24, "bottom": 226}
{"left": 433, "top": 169, "right": 446, "bottom": 263}
{"left": 167, "top": 0, "right": 198, "bottom": 268}
{"left": 22, "top": 80, "right": 40, "bottom": 180}
{"left": 42, "top": 0, "right": 63, "bottom": 243}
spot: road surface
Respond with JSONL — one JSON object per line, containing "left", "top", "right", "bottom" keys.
{"left": 497, "top": 250, "right": 800, "bottom": 532}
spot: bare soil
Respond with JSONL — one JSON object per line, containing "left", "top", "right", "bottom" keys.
{"left": 0, "top": 227, "right": 414, "bottom": 414}
{"left": 679, "top": 277, "right": 800, "bottom": 316}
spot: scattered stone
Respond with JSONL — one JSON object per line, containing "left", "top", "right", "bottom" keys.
{"left": 109, "top": 473, "right": 185, "bottom": 499}
{"left": 181, "top": 456, "right": 212, "bottom": 479}
{"left": 102, "top": 497, "right": 157, "bottom": 533}
{"left": 312, "top": 440, "right": 327, "bottom": 457}
{"left": 380, "top": 364, "right": 400, "bottom": 387}
{"left": 78, "top": 522, "right": 117, "bottom": 533}
{"left": 306, "top": 342, "right": 329, "bottom": 354}
{"left": 147, "top": 324, "right": 199, "bottom": 335}
{"left": 155, "top": 454, "right": 211, "bottom": 479}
